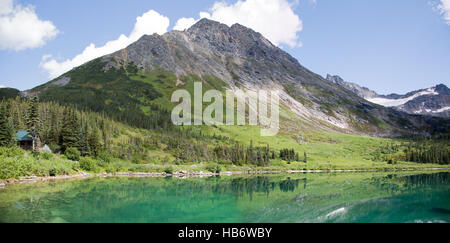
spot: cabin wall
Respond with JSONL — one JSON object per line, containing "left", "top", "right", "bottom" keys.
{"left": 18, "top": 141, "right": 33, "bottom": 151}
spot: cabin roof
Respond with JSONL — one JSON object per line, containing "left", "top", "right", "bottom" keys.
{"left": 16, "top": 130, "right": 32, "bottom": 141}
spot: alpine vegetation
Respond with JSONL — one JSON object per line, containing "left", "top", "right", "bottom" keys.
{"left": 171, "top": 82, "right": 279, "bottom": 136}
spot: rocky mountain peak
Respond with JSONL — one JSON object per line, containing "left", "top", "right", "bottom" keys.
{"left": 102, "top": 17, "right": 308, "bottom": 89}
{"left": 187, "top": 18, "right": 227, "bottom": 32}
{"left": 435, "top": 84, "right": 449, "bottom": 94}
{"left": 326, "top": 74, "right": 378, "bottom": 99}
{"left": 185, "top": 18, "right": 276, "bottom": 57}
{"left": 326, "top": 74, "right": 345, "bottom": 85}
{"left": 187, "top": 18, "right": 267, "bottom": 42}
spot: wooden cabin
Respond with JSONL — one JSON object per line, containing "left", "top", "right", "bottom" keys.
{"left": 16, "top": 130, "right": 41, "bottom": 151}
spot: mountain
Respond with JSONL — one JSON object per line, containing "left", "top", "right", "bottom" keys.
{"left": 370, "top": 84, "right": 450, "bottom": 118}
{"left": 325, "top": 74, "right": 378, "bottom": 99}
{"left": 0, "top": 88, "right": 20, "bottom": 100}
{"left": 23, "top": 19, "right": 450, "bottom": 136}
{"left": 326, "top": 74, "right": 450, "bottom": 118}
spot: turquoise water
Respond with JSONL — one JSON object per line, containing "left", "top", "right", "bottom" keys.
{"left": 0, "top": 172, "right": 449, "bottom": 223}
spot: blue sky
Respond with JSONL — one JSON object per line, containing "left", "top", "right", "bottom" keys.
{"left": 0, "top": 0, "right": 449, "bottom": 95}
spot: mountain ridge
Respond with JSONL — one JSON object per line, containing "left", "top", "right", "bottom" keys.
{"left": 10, "top": 18, "right": 449, "bottom": 137}
{"left": 325, "top": 74, "right": 449, "bottom": 118}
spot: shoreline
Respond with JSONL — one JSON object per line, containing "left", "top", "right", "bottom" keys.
{"left": 1, "top": 167, "right": 449, "bottom": 187}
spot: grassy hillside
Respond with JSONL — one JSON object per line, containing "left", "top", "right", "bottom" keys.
{"left": 1, "top": 96, "right": 449, "bottom": 181}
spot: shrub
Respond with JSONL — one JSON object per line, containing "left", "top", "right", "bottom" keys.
{"left": 97, "top": 151, "right": 112, "bottom": 163}
{"left": 128, "top": 164, "right": 153, "bottom": 173}
{"left": 164, "top": 166, "right": 174, "bottom": 174}
{"left": 132, "top": 157, "right": 140, "bottom": 164}
{"left": 0, "top": 156, "right": 74, "bottom": 179}
{"left": 105, "top": 164, "right": 118, "bottom": 173}
{"left": 40, "top": 151, "right": 54, "bottom": 160}
{"left": 0, "top": 146, "right": 25, "bottom": 157}
{"left": 205, "top": 164, "right": 222, "bottom": 173}
{"left": 65, "top": 147, "right": 80, "bottom": 161}
{"left": 48, "top": 143, "right": 61, "bottom": 153}
{"left": 48, "top": 166, "right": 57, "bottom": 176}
{"left": 79, "top": 157, "right": 98, "bottom": 172}
{"left": 0, "top": 157, "right": 32, "bottom": 179}
{"left": 38, "top": 160, "right": 73, "bottom": 177}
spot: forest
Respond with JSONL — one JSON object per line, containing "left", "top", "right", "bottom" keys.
{"left": 370, "top": 140, "right": 449, "bottom": 165}
{"left": 0, "top": 96, "right": 311, "bottom": 179}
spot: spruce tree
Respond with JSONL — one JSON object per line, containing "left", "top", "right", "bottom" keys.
{"left": 0, "top": 108, "right": 15, "bottom": 147}
{"left": 257, "top": 149, "right": 263, "bottom": 166}
{"left": 48, "top": 108, "right": 59, "bottom": 144}
{"left": 60, "top": 108, "right": 80, "bottom": 151}
{"left": 79, "top": 123, "right": 90, "bottom": 156}
{"left": 248, "top": 140, "right": 254, "bottom": 164}
{"left": 88, "top": 126, "right": 101, "bottom": 156}
{"left": 26, "top": 96, "right": 40, "bottom": 133}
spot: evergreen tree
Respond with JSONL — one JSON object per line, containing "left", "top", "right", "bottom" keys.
{"left": 60, "top": 108, "right": 80, "bottom": 151}
{"left": 88, "top": 126, "right": 102, "bottom": 156}
{"left": 26, "top": 96, "right": 40, "bottom": 133}
{"left": 264, "top": 144, "right": 270, "bottom": 165}
{"left": 47, "top": 107, "right": 59, "bottom": 144}
{"left": 0, "top": 108, "right": 15, "bottom": 147}
{"left": 257, "top": 149, "right": 263, "bottom": 166}
{"left": 79, "top": 123, "right": 90, "bottom": 156}
{"left": 248, "top": 140, "right": 254, "bottom": 164}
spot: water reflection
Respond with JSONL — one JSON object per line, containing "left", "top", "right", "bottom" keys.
{"left": 0, "top": 172, "right": 448, "bottom": 223}
{"left": 369, "top": 172, "right": 450, "bottom": 193}
{"left": 228, "top": 176, "right": 305, "bottom": 199}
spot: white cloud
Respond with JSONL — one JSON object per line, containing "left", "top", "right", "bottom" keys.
{"left": 173, "top": 17, "right": 197, "bottom": 31}
{"left": 437, "top": 0, "right": 450, "bottom": 24}
{"left": 0, "top": 0, "right": 59, "bottom": 51}
{"left": 173, "top": 0, "right": 303, "bottom": 48}
{"left": 0, "top": 0, "right": 13, "bottom": 15}
{"left": 0, "top": 85, "right": 5, "bottom": 88}
{"left": 41, "top": 10, "right": 170, "bottom": 79}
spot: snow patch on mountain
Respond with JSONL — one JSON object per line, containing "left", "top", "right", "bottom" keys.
{"left": 434, "top": 106, "right": 450, "bottom": 113}
{"left": 326, "top": 74, "right": 449, "bottom": 118}
{"left": 425, "top": 106, "right": 450, "bottom": 113}
{"left": 367, "top": 88, "right": 439, "bottom": 107}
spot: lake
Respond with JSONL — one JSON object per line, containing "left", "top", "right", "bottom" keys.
{"left": 0, "top": 171, "right": 449, "bottom": 223}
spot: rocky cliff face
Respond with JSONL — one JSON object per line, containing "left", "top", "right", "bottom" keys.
{"left": 326, "top": 74, "right": 450, "bottom": 118}
{"left": 326, "top": 74, "right": 378, "bottom": 99}
{"left": 103, "top": 19, "right": 325, "bottom": 90}
{"left": 30, "top": 18, "right": 449, "bottom": 137}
